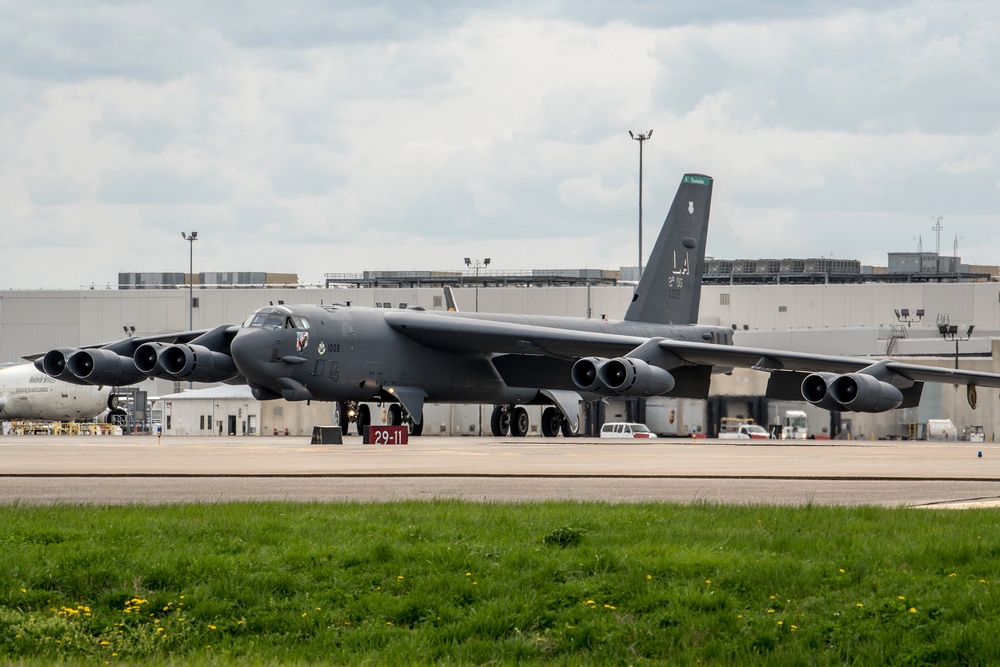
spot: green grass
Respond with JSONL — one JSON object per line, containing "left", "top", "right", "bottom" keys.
{"left": 1, "top": 501, "right": 1000, "bottom": 665}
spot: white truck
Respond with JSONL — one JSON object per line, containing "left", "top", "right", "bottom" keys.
{"left": 718, "top": 418, "right": 770, "bottom": 440}
{"left": 781, "top": 410, "right": 809, "bottom": 439}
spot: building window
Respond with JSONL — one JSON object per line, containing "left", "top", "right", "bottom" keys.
{"left": 778, "top": 305, "right": 787, "bottom": 312}
{"left": 200, "top": 415, "right": 205, "bottom": 430}
{"left": 720, "top": 293, "right": 730, "bottom": 305}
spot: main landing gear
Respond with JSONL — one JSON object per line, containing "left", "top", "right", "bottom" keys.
{"left": 338, "top": 401, "right": 370, "bottom": 436}
{"left": 490, "top": 404, "right": 576, "bottom": 437}
{"left": 386, "top": 403, "right": 424, "bottom": 436}
{"left": 339, "top": 401, "right": 423, "bottom": 436}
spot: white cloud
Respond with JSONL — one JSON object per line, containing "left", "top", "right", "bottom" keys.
{"left": 0, "top": 1, "right": 999, "bottom": 289}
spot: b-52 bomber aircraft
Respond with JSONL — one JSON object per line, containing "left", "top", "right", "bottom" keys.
{"left": 29, "top": 173, "right": 1000, "bottom": 437}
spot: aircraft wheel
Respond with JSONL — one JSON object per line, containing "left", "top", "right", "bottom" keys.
{"left": 540, "top": 407, "right": 562, "bottom": 438}
{"left": 510, "top": 406, "right": 529, "bottom": 437}
{"left": 338, "top": 402, "right": 351, "bottom": 433}
{"left": 408, "top": 415, "right": 424, "bottom": 436}
{"left": 490, "top": 405, "right": 510, "bottom": 436}
{"left": 387, "top": 404, "right": 403, "bottom": 426}
{"left": 560, "top": 416, "right": 579, "bottom": 438}
{"left": 108, "top": 394, "right": 120, "bottom": 410}
{"left": 356, "top": 404, "right": 371, "bottom": 436}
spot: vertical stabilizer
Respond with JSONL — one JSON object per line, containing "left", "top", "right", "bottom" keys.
{"left": 624, "top": 173, "right": 713, "bottom": 324}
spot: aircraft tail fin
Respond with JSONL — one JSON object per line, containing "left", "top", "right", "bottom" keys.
{"left": 444, "top": 286, "right": 459, "bottom": 312}
{"left": 623, "top": 173, "right": 713, "bottom": 325}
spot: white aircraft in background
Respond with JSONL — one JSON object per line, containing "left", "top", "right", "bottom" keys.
{"left": 0, "top": 363, "right": 118, "bottom": 421}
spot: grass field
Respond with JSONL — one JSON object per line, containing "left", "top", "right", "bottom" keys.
{"left": 1, "top": 500, "right": 999, "bottom": 665}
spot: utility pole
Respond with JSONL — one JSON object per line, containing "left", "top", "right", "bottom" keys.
{"left": 181, "top": 232, "right": 198, "bottom": 331}
{"left": 629, "top": 129, "right": 652, "bottom": 279}
{"left": 464, "top": 257, "right": 491, "bottom": 312}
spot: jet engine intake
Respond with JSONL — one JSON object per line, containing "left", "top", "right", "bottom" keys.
{"left": 133, "top": 342, "right": 176, "bottom": 377}
{"left": 801, "top": 371, "right": 904, "bottom": 412}
{"left": 829, "top": 373, "right": 903, "bottom": 413}
{"left": 596, "top": 358, "right": 676, "bottom": 397}
{"left": 159, "top": 344, "right": 238, "bottom": 383}
{"left": 66, "top": 348, "right": 146, "bottom": 386}
{"left": 571, "top": 357, "right": 608, "bottom": 393}
{"left": 38, "top": 348, "right": 90, "bottom": 385}
{"left": 800, "top": 372, "right": 844, "bottom": 411}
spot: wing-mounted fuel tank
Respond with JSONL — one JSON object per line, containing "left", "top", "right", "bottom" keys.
{"left": 135, "top": 325, "right": 239, "bottom": 384}
{"left": 570, "top": 338, "right": 679, "bottom": 397}
{"left": 800, "top": 360, "right": 914, "bottom": 413}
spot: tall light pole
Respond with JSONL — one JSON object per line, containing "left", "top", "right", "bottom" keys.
{"left": 181, "top": 232, "right": 198, "bottom": 331}
{"left": 629, "top": 129, "right": 652, "bottom": 279}
{"left": 464, "top": 257, "right": 491, "bottom": 312}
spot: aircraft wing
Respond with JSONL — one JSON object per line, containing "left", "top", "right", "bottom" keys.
{"left": 384, "top": 311, "right": 646, "bottom": 358}
{"left": 657, "top": 339, "right": 1000, "bottom": 388}
{"left": 22, "top": 329, "right": 213, "bottom": 362}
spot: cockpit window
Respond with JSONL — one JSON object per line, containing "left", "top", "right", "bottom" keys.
{"left": 243, "top": 312, "right": 270, "bottom": 328}
{"left": 243, "top": 309, "right": 309, "bottom": 329}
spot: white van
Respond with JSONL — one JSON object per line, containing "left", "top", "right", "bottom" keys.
{"left": 599, "top": 422, "right": 657, "bottom": 439}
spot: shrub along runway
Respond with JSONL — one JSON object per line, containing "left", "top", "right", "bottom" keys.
{"left": 2, "top": 435, "right": 999, "bottom": 507}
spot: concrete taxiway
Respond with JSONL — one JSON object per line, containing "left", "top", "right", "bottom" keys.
{"left": 1, "top": 435, "right": 999, "bottom": 507}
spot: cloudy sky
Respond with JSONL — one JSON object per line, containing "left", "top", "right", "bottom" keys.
{"left": 2, "top": 1, "right": 998, "bottom": 288}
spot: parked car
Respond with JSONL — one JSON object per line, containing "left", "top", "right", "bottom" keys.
{"left": 599, "top": 422, "right": 658, "bottom": 439}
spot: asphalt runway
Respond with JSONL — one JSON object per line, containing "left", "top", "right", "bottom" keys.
{"left": 2, "top": 435, "right": 1000, "bottom": 507}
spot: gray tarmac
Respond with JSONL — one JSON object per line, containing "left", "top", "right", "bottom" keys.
{"left": 2, "top": 434, "right": 1000, "bottom": 507}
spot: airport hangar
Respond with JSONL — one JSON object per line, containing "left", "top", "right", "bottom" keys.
{"left": 2, "top": 255, "right": 1000, "bottom": 440}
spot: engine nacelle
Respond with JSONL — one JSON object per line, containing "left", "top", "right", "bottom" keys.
{"left": 159, "top": 344, "right": 238, "bottom": 383}
{"left": 38, "top": 348, "right": 90, "bottom": 385}
{"left": 800, "top": 372, "right": 845, "bottom": 411}
{"left": 571, "top": 357, "right": 608, "bottom": 393}
{"left": 66, "top": 348, "right": 146, "bottom": 386}
{"left": 829, "top": 373, "right": 903, "bottom": 413}
{"left": 133, "top": 342, "right": 177, "bottom": 377}
{"left": 597, "top": 358, "right": 676, "bottom": 397}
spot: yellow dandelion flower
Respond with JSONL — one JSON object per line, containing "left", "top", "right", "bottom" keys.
{"left": 302, "top": 613, "right": 307, "bottom": 617}
{"left": 20, "top": 588, "right": 26, "bottom": 593}
{"left": 909, "top": 607, "right": 917, "bottom": 614}
{"left": 386, "top": 621, "right": 393, "bottom": 626}
{"left": 777, "top": 621, "right": 783, "bottom": 625}
{"left": 604, "top": 604, "right": 616, "bottom": 610}
{"left": 397, "top": 575, "right": 404, "bottom": 580}
{"left": 472, "top": 581, "right": 478, "bottom": 585}
{"left": 856, "top": 603, "right": 863, "bottom": 608}
{"left": 208, "top": 625, "right": 216, "bottom": 630}
{"left": 949, "top": 573, "right": 957, "bottom": 577}
{"left": 898, "top": 596, "right": 906, "bottom": 600}
{"left": 705, "top": 579, "right": 711, "bottom": 584}
{"left": 980, "top": 579, "right": 987, "bottom": 583}
{"left": 466, "top": 572, "right": 471, "bottom": 577}
{"left": 316, "top": 607, "right": 321, "bottom": 611}
{"left": 769, "top": 595, "right": 776, "bottom": 599}
{"left": 767, "top": 609, "right": 775, "bottom": 614}
{"left": 839, "top": 569, "right": 845, "bottom": 573}
{"left": 791, "top": 625, "right": 798, "bottom": 631}
{"left": 646, "top": 574, "right": 652, "bottom": 580}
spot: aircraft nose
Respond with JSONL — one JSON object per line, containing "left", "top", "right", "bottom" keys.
{"left": 230, "top": 328, "right": 276, "bottom": 385}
